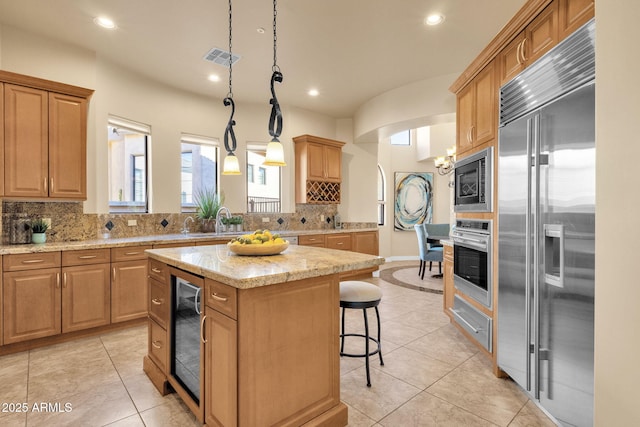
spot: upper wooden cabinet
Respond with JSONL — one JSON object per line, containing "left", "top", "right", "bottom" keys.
{"left": 499, "top": 2, "right": 559, "bottom": 86}
{"left": 558, "top": 0, "right": 594, "bottom": 40}
{"left": 1, "top": 71, "right": 93, "bottom": 200}
{"left": 457, "top": 60, "right": 497, "bottom": 155}
{"left": 293, "top": 134, "right": 345, "bottom": 204}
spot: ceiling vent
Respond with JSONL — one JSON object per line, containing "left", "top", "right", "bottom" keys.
{"left": 203, "top": 48, "right": 241, "bottom": 67}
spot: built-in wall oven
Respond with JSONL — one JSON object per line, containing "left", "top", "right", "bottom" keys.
{"left": 452, "top": 219, "right": 492, "bottom": 308}
{"left": 454, "top": 147, "right": 493, "bottom": 212}
{"left": 168, "top": 267, "right": 205, "bottom": 422}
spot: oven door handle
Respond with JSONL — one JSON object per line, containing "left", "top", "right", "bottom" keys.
{"left": 452, "top": 237, "right": 487, "bottom": 252}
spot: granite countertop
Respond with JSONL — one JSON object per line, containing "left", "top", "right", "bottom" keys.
{"left": 0, "top": 228, "right": 379, "bottom": 255}
{"left": 146, "top": 244, "right": 384, "bottom": 289}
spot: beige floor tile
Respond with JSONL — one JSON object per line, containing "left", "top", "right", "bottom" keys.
{"left": 344, "top": 402, "right": 377, "bottom": 427}
{"left": 508, "top": 400, "right": 557, "bottom": 427}
{"left": 139, "top": 395, "right": 202, "bottom": 427}
{"left": 121, "top": 372, "right": 169, "bottom": 412}
{"left": 103, "top": 413, "right": 146, "bottom": 426}
{"left": 376, "top": 346, "right": 455, "bottom": 390}
{"left": 341, "top": 366, "right": 421, "bottom": 422}
{"left": 0, "top": 410, "right": 27, "bottom": 426}
{"left": 427, "top": 354, "right": 528, "bottom": 426}
{"left": 25, "top": 378, "right": 137, "bottom": 427}
{"left": 28, "top": 337, "right": 112, "bottom": 377}
{"left": 390, "top": 308, "right": 451, "bottom": 333}
{"left": 405, "top": 323, "right": 479, "bottom": 367}
{"left": 0, "top": 351, "right": 29, "bottom": 404}
{"left": 378, "top": 319, "right": 427, "bottom": 347}
{"left": 379, "top": 391, "right": 496, "bottom": 427}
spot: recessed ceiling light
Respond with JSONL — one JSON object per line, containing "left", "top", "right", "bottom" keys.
{"left": 308, "top": 89, "right": 319, "bottom": 97}
{"left": 425, "top": 14, "right": 445, "bottom": 26}
{"left": 257, "top": 27, "right": 265, "bottom": 34}
{"left": 208, "top": 74, "right": 220, "bottom": 82}
{"left": 94, "top": 16, "right": 117, "bottom": 29}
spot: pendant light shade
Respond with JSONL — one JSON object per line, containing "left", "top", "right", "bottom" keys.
{"left": 223, "top": 153, "right": 241, "bottom": 175}
{"left": 263, "top": 140, "right": 286, "bottom": 166}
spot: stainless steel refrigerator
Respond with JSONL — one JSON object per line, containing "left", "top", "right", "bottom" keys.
{"left": 497, "top": 19, "right": 595, "bottom": 427}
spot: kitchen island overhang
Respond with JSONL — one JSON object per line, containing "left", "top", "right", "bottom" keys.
{"left": 144, "top": 244, "right": 384, "bottom": 426}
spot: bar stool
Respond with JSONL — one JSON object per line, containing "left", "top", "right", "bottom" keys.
{"left": 339, "top": 280, "right": 384, "bottom": 387}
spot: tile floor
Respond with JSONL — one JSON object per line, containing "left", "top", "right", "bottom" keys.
{"left": 0, "top": 262, "right": 556, "bottom": 426}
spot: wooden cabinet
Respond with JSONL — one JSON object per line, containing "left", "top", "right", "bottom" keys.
{"left": 443, "top": 245, "right": 455, "bottom": 315}
{"left": 61, "top": 249, "right": 111, "bottom": 333}
{"left": 499, "top": 2, "right": 559, "bottom": 85}
{"left": 293, "top": 134, "right": 345, "bottom": 204}
{"left": 558, "top": 0, "right": 594, "bottom": 40}
{"left": 456, "top": 61, "right": 497, "bottom": 155}
{"left": 111, "top": 246, "right": 150, "bottom": 323}
{"left": 351, "top": 230, "right": 379, "bottom": 256}
{"left": 1, "top": 71, "right": 92, "bottom": 200}
{"left": 298, "top": 234, "right": 326, "bottom": 247}
{"left": 3, "top": 252, "right": 62, "bottom": 345}
{"left": 326, "top": 233, "right": 352, "bottom": 251}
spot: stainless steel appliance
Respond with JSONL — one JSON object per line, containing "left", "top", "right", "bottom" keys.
{"left": 451, "top": 219, "right": 492, "bottom": 308}
{"left": 453, "top": 146, "right": 493, "bottom": 212}
{"left": 497, "top": 19, "right": 594, "bottom": 427}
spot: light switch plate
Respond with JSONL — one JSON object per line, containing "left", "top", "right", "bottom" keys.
{"left": 262, "top": 217, "right": 270, "bottom": 223}
{"left": 128, "top": 219, "right": 137, "bottom": 226}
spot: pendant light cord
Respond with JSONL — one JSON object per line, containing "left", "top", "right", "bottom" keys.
{"left": 223, "top": 0, "right": 237, "bottom": 155}
{"left": 268, "top": 0, "right": 283, "bottom": 141}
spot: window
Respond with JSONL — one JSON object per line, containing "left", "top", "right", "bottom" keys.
{"left": 180, "top": 134, "right": 219, "bottom": 212}
{"left": 247, "top": 144, "right": 281, "bottom": 213}
{"left": 390, "top": 130, "right": 411, "bottom": 146}
{"left": 377, "top": 164, "right": 386, "bottom": 226}
{"left": 108, "top": 117, "right": 150, "bottom": 213}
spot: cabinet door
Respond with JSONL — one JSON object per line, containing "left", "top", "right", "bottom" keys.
{"left": 306, "top": 143, "right": 326, "bottom": 180}
{"left": 3, "top": 268, "right": 61, "bottom": 344}
{"left": 326, "top": 233, "right": 351, "bottom": 251}
{"left": 48, "top": 93, "right": 87, "bottom": 199}
{"left": 558, "top": 0, "right": 594, "bottom": 40}
{"left": 111, "top": 259, "right": 148, "bottom": 323}
{"left": 456, "top": 83, "right": 474, "bottom": 155}
{"left": 149, "top": 277, "right": 169, "bottom": 329}
{"left": 473, "top": 61, "right": 497, "bottom": 146}
{"left": 443, "top": 246, "right": 455, "bottom": 313}
{"left": 524, "top": 2, "right": 558, "bottom": 65}
{"left": 4, "top": 84, "right": 48, "bottom": 197}
{"left": 351, "top": 231, "right": 379, "bottom": 256}
{"left": 499, "top": 32, "right": 526, "bottom": 86}
{"left": 324, "top": 145, "right": 342, "bottom": 182}
{"left": 62, "top": 264, "right": 111, "bottom": 333}
{"left": 205, "top": 307, "right": 238, "bottom": 427}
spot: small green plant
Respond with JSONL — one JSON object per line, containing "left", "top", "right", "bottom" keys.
{"left": 220, "top": 217, "right": 232, "bottom": 225}
{"left": 31, "top": 218, "right": 49, "bottom": 233}
{"left": 230, "top": 216, "right": 243, "bottom": 225}
{"left": 193, "top": 187, "right": 224, "bottom": 220}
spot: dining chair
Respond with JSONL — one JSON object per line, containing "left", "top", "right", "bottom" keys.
{"left": 424, "top": 223, "right": 450, "bottom": 248}
{"left": 414, "top": 223, "right": 444, "bottom": 280}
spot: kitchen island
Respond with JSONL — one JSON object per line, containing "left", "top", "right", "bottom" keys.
{"left": 143, "top": 243, "right": 384, "bottom": 427}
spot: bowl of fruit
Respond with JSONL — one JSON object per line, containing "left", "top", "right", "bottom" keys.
{"left": 227, "top": 230, "right": 289, "bottom": 256}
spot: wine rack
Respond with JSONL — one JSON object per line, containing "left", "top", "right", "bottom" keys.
{"left": 306, "top": 181, "right": 341, "bottom": 203}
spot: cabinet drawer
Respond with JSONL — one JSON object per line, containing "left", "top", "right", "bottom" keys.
{"left": 111, "top": 245, "right": 151, "bottom": 262}
{"left": 149, "top": 319, "right": 168, "bottom": 373}
{"left": 62, "top": 248, "right": 110, "bottom": 266}
{"left": 205, "top": 279, "right": 237, "bottom": 320}
{"left": 450, "top": 295, "right": 492, "bottom": 353}
{"left": 148, "top": 259, "right": 169, "bottom": 284}
{"left": 149, "top": 277, "right": 168, "bottom": 328}
{"left": 4, "top": 251, "right": 61, "bottom": 271}
{"left": 298, "top": 234, "right": 325, "bottom": 247}
{"left": 326, "top": 234, "right": 351, "bottom": 251}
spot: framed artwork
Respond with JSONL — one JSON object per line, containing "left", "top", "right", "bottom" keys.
{"left": 394, "top": 172, "right": 433, "bottom": 231}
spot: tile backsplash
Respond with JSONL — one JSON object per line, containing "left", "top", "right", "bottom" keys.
{"left": 1, "top": 201, "right": 375, "bottom": 244}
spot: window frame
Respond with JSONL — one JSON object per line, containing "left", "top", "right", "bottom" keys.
{"left": 180, "top": 133, "right": 220, "bottom": 213}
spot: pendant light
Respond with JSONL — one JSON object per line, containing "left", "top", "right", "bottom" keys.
{"left": 263, "top": 0, "right": 286, "bottom": 167}
{"left": 222, "top": 0, "right": 241, "bottom": 175}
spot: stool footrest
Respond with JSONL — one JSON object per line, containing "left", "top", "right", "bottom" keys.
{"left": 339, "top": 333, "right": 383, "bottom": 360}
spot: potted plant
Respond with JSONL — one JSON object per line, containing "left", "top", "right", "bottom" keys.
{"left": 193, "top": 187, "right": 224, "bottom": 233}
{"left": 31, "top": 218, "right": 49, "bottom": 244}
{"left": 219, "top": 216, "right": 231, "bottom": 232}
{"left": 231, "top": 215, "right": 243, "bottom": 232}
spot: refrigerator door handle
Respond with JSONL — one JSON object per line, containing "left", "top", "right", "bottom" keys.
{"left": 525, "top": 116, "right": 534, "bottom": 392}
{"left": 532, "top": 114, "right": 541, "bottom": 399}
{"left": 544, "top": 224, "right": 565, "bottom": 288}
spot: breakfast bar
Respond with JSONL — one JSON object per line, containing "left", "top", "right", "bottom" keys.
{"left": 143, "top": 243, "right": 384, "bottom": 426}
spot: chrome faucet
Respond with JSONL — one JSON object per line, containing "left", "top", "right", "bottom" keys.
{"left": 181, "top": 216, "right": 194, "bottom": 234}
{"left": 215, "top": 207, "right": 232, "bottom": 234}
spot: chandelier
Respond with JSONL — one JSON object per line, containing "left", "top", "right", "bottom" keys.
{"left": 263, "top": 0, "right": 286, "bottom": 167}
{"left": 222, "top": 0, "right": 241, "bottom": 175}
{"left": 434, "top": 146, "right": 456, "bottom": 175}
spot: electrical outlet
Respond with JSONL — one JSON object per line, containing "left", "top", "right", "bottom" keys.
{"left": 43, "top": 218, "right": 52, "bottom": 229}
{"left": 320, "top": 215, "right": 325, "bottom": 222}
{"left": 128, "top": 219, "right": 137, "bottom": 226}
{"left": 262, "top": 217, "right": 270, "bottom": 223}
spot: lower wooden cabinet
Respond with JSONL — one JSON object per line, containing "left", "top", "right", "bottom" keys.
{"left": 111, "top": 259, "right": 148, "bottom": 323}
{"left": 61, "top": 263, "right": 111, "bottom": 333}
{"left": 3, "top": 267, "right": 61, "bottom": 344}
{"left": 326, "top": 233, "right": 351, "bottom": 251}
{"left": 443, "top": 245, "right": 455, "bottom": 315}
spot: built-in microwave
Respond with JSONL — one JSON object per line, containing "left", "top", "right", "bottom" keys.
{"left": 454, "top": 146, "right": 493, "bottom": 212}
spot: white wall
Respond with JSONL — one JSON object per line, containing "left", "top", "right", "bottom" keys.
{"left": 594, "top": 2, "right": 640, "bottom": 424}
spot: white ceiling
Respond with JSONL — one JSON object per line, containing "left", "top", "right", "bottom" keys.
{"left": 0, "top": 0, "right": 526, "bottom": 119}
